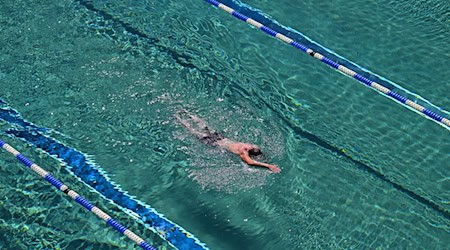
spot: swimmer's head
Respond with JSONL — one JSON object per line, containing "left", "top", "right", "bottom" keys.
{"left": 248, "top": 146, "right": 262, "bottom": 156}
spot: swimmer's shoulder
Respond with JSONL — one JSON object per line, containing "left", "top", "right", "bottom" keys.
{"left": 217, "top": 140, "right": 243, "bottom": 154}
{"left": 233, "top": 142, "right": 253, "bottom": 154}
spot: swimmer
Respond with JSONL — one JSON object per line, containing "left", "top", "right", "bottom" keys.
{"left": 175, "top": 111, "right": 281, "bottom": 173}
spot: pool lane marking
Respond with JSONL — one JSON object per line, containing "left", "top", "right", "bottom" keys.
{"left": 0, "top": 106, "right": 209, "bottom": 250}
{"left": 279, "top": 116, "right": 450, "bottom": 221}
{"left": 0, "top": 139, "right": 156, "bottom": 250}
{"left": 204, "top": 0, "right": 450, "bottom": 129}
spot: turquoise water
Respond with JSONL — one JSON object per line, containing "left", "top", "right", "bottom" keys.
{"left": 0, "top": 0, "right": 449, "bottom": 249}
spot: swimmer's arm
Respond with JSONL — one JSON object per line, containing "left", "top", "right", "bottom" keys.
{"left": 239, "top": 153, "right": 281, "bottom": 173}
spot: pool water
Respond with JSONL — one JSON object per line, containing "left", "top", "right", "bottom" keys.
{"left": 0, "top": 0, "right": 449, "bottom": 249}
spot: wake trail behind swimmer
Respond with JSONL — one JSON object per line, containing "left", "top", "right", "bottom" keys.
{"left": 175, "top": 110, "right": 281, "bottom": 173}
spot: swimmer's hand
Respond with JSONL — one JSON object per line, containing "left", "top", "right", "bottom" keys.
{"left": 257, "top": 163, "right": 281, "bottom": 173}
{"left": 267, "top": 164, "right": 281, "bottom": 173}
{"left": 240, "top": 152, "right": 281, "bottom": 173}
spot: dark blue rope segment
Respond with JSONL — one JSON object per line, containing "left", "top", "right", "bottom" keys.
{"left": 44, "top": 174, "right": 64, "bottom": 190}
{"left": 107, "top": 218, "right": 128, "bottom": 234}
{"left": 260, "top": 25, "right": 278, "bottom": 37}
{"left": 423, "top": 109, "right": 443, "bottom": 122}
{"left": 290, "top": 41, "right": 308, "bottom": 52}
{"left": 387, "top": 91, "right": 408, "bottom": 104}
{"left": 322, "top": 57, "right": 340, "bottom": 69}
{"left": 0, "top": 139, "right": 5, "bottom": 147}
{"left": 75, "top": 195, "right": 96, "bottom": 211}
{"left": 140, "top": 241, "right": 157, "bottom": 250}
{"left": 354, "top": 74, "right": 373, "bottom": 86}
{"left": 16, "top": 154, "right": 34, "bottom": 167}
{"left": 231, "top": 11, "right": 248, "bottom": 21}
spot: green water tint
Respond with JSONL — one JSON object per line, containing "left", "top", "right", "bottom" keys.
{"left": 0, "top": 0, "right": 449, "bottom": 249}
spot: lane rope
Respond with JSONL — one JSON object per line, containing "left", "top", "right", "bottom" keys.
{"left": 228, "top": 0, "right": 450, "bottom": 118}
{"left": 204, "top": 0, "right": 450, "bottom": 129}
{"left": 0, "top": 104, "right": 209, "bottom": 250}
{"left": 0, "top": 139, "right": 156, "bottom": 250}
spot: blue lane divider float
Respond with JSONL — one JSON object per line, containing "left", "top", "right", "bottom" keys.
{"left": 0, "top": 139, "right": 156, "bottom": 250}
{"left": 203, "top": 0, "right": 450, "bottom": 130}
{"left": 0, "top": 105, "right": 208, "bottom": 250}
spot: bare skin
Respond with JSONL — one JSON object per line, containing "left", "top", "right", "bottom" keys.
{"left": 175, "top": 111, "right": 281, "bottom": 173}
